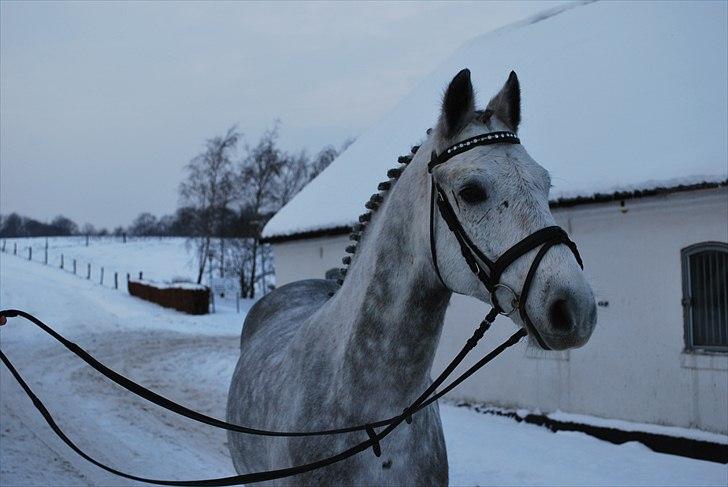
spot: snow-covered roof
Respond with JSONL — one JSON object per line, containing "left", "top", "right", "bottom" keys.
{"left": 263, "top": 1, "right": 728, "bottom": 240}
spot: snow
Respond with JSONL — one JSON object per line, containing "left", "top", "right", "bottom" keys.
{"left": 3, "top": 236, "right": 202, "bottom": 284}
{"left": 443, "top": 405, "right": 727, "bottom": 487}
{"left": 546, "top": 411, "right": 728, "bottom": 446}
{"left": 128, "top": 279, "right": 208, "bottom": 291}
{"left": 263, "top": 1, "right": 728, "bottom": 238}
{"left": 2, "top": 253, "right": 726, "bottom": 485}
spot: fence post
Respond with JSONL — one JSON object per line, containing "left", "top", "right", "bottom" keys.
{"left": 114, "top": 272, "right": 118, "bottom": 289}
{"left": 73, "top": 259, "right": 77, "bottom": 274}
{"left": 100, "top": 267, "right": 104, "bottom": 285}
{"left": 44, "top": 246, "right": 48, "bottom": 264}
{"left": 86, "top": 234, "right": 89, "bottom": 247}
{"left": 139, "top": 271, "right": 143, "bottom": 280}
{"left": 28, "top": 247, "right": 32, "bottom": 261}
{"left": 13, "top": 243, "right": 17, "bottom": 255}
{"left": 60, "top": 254, "right": 64, "bottom": 269}
{"left": 87, "top": 263, "right": 91, "bottom": 279}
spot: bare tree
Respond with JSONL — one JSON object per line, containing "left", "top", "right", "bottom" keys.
{"left": 234, "top": 127, "right": 352, "bottom": 297}
{"left": 81, "top": 223, "right": 97, "bottom": 236}
{"left": 175, "top": 120, "right": 351, "bottom": 296}
{"left": 273, "top": 150, "right": 311, "bottom": 210}
{"left": 238, "top": 125, "right": 284, "bottom": 297}
{"left": 179, "top": 126, "right": 241, "bottom": 284}
{"left": 129, "top": 213, "right": 158, "bottom": 236}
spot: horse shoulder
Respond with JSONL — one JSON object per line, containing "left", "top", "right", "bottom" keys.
{"left": 240, "top": 278, "right": 338, "bottom": 346}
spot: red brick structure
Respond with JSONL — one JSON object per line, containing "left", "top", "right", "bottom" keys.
{"left": 127, "top": 280, "right": 209, "bottom": 315}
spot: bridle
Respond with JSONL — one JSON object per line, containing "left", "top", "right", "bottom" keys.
{"left": 427, "top": 130, "right": 583, "bottom": 350}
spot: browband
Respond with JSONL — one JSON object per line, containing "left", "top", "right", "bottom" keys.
{"left": 428, "top": 130, "right": 520, "bottom": 173}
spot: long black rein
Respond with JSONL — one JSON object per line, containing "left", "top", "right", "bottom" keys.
{"left": 0, "top": 307, "right": 525, "bottom": 485}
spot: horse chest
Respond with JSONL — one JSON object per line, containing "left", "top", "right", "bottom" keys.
{"left": 290, "top": 410, "right": 448, "bottom": 486}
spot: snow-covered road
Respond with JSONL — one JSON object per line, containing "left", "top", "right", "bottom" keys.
{"left": 1, "top": 255, "right": 725, "bottom": 486}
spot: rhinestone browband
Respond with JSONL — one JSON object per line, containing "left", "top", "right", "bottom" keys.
{"left": 428, "top": 131, "right": 520, "bottom": 173}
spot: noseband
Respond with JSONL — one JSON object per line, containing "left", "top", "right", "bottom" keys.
{"left": 428, "top": 130, "right": 583, "bottom": 350}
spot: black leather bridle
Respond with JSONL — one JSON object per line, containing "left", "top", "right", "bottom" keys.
{"left": 428, "top": 130, "right": 584, "bottom": 350}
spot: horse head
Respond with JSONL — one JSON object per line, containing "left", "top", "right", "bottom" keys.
{"left": 428, "top": 69, "right": 597, "bottom": 350}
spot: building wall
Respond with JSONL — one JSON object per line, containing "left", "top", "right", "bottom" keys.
{"left": 273, "top": 234, "right": 350, "bottom": 287}
{"left": 271, "top": 188, "right": 728, "bottom": 433}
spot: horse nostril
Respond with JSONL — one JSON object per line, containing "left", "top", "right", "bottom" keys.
{"left": 549, "top": 298, "right": 574, "bottom": 332}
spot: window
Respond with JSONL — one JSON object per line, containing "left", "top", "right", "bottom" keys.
{"left": 682, "top": 242, "right": 728, "bottom": 352}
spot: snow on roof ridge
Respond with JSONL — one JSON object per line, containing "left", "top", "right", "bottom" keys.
{"left": 263, "top": 1, "right": 727, "bottom": 239}
{"left": 262, "top": 3, "right": 597, "bottom": 241}
{"left": 550, "top": 174, "right": 728, "bottom": 202}
{"left": 456, "top": 0, "right": 595, "bottom": 49}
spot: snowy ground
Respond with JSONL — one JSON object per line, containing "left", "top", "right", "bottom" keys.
{"left": 1, "top": 254, "right": 725, "bottom": 486}
{"left": 4, "top": 236, "right": 200, "bottom": 284}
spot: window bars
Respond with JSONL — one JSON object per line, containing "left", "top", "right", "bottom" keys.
{"left": 682, "top": 242, "right": 728, "bottom": 352}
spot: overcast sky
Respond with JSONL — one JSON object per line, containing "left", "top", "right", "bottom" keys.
{"left": 1, "top": 1, "right": 566, "bottom": 229}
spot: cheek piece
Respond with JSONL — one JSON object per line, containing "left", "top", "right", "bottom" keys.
{"left": 428, "top": 131, "right": 583, "bottom": 350}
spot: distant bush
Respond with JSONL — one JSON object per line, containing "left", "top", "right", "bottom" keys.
{"left": 0, "top": 213, "right": 80, "bottom": 237}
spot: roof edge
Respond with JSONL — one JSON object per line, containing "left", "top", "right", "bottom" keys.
{"left": 262, "top": 226, "right": 352, "bottom": 244}
{"left": 263, "top": 180, "right": 727, "bottom": 243}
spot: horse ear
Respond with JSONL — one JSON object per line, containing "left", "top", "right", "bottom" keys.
{"left": 485, "top": 71, "right": 521, "bottom": 132}
{"left": 438, "top": 69, "right": 475, "bottom": 139}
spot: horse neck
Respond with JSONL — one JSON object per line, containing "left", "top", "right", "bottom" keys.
{"left": 331, "top": 144, "right": 452, "bottom": 406}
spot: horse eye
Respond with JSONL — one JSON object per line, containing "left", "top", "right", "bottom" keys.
{"left": 458, "top": 183, "right": 488, "bottom": 204}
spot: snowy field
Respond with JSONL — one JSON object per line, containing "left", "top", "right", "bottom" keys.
{"left": 0, "top": 253, "right": 726, "bottom": 486}
{"left": 3, "top": 236, "right": 200, "bottom": 284}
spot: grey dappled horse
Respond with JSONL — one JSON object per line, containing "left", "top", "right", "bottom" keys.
{"left": 227, "top": 70, "right": 597, "bottom": 486}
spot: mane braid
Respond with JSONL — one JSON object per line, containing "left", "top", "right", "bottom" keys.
{"left": 327, "top": 141, "right": 424, "bottom": 297}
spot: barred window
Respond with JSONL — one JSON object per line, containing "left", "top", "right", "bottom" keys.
{"left": 682, "top": 242, "right": 728, "bottom": 352}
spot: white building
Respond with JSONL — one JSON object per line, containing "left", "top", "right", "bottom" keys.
{"left": 262, "top": 2, "right": 728, "bottom": 434}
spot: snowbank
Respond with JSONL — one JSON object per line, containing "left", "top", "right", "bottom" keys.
{"left": 128, "top": 278, "right": 208, "bottom": 291}
{"left": 2, "top": 236, "right": 204, "bottom": 284}
{"left": 547, "top": 411, "right": 728, "bottom": 446}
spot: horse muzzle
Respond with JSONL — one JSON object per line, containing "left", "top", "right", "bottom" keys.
{"left": 535, "top": 286, "right": 597, "bottom": 350}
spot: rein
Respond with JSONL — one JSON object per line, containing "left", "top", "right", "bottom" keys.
{"left": 0, "top": 308, "right": 524, "bottom": 485}
{"left": 0, "top": 130, "right": 582, "bottom": 484}
{"left": 428, "top": 130, "right": 583, "bottom": 349}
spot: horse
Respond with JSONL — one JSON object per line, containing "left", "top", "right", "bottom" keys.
{"left": 227, "top": 69, "right": 597, "bottom": 486}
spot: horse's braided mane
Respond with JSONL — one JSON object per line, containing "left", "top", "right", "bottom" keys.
{"left": 329, "top": 130, "right": 430, "bottom": 296}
